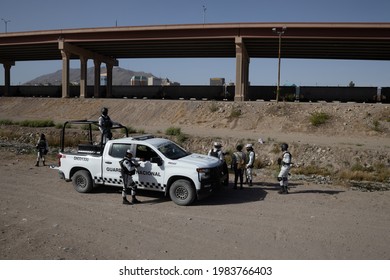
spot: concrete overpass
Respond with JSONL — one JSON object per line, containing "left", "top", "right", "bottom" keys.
{"left": 1, "top": 22, "right": 390, "bottom": 100}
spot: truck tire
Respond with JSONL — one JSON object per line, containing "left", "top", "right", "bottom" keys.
{"left": 72, "top": 170, "right": 93, "bottom": 193}
{"left": 169, "top": 179, "right": 196, "bottom": 206}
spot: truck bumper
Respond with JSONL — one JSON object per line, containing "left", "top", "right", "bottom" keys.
{"left": 58, "top": 170, "right": 66, "bottom": 180}
{"left": 50, "top": 165, "right": 67, "bottom": 181}
{"left": 197, "top": 179, "right": 222, "bottom": 200}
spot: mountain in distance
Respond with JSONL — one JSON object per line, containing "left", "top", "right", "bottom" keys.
{"left": 24, "top": 67, "right": 158, "bottom": 86}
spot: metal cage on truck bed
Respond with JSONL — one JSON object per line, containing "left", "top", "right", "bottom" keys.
{"left": 60, "top": 120, "right": 128, "bottom": 154}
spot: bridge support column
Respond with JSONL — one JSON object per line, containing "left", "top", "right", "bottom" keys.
{"left": 2, "top": 61, "right": 14, "bottom": 96}
{"left": 61, "top": 50, "right": 70, "bottom": 98}
{"left": 94, "top": 60, "right": 101, "bottom": 98}
{"left": 80, "top": 56, "right": 88, "bottom": 98}
{"left": 235, "top": 37, "right": 250, "bottom": 101}
{"left": 106, "top": 63, "right": 113, "bottom": 98}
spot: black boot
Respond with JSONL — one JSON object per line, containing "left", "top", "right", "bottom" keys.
{"left": 122, "top": 197, "right": 132, "bottom": 205}
{"left": 131, "top": 196, "right": 141, "bottom": 204}
{"left": 35, "top": 161, "right": 39, "bottom": 167}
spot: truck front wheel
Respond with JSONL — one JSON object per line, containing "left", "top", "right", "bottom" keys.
{"left": 169, "top": 179, "right": 196, "bottom": 206}
{"left": 72, "top": 170, "right": 93, "bottom": 193}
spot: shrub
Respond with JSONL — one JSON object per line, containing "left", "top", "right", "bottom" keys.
{"left": 372, "top": 120, "right": 381, "bottom": 132}
{"left": 229, "top": 107, "right": 242, "bottom": 119}
{"left": 209, "top": 102, "right": 219, "bottom": 113}
{"left": 338, "top": 163, "right": 390, "bottom": 182}
{"left": 294, "top": 165, "right": 332, "bottom": 176}
{"left": 165, "top": 127, "right": 182, "bottom": 136}
{"left": 310, "top": 112, "right": 330, "bottom": 126}
{"left": 0, "top": 119, "right": 14, "bottom": 125}
{"left": 19, "top": 119, "right": 55, "bottom": 127}
{"left": 176, "top": 133, "right": 188, "bottom": 144}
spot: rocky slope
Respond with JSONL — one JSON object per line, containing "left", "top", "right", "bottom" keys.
{"left": 0, "top": 97, "right": 389, "bottom": 187}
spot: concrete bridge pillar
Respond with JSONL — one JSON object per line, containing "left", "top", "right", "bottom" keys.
{"left": 235, "top": 37, "right": 250, "bottom": 101}
{"left": 80, "top": 56, "right": 88, "bottom": 98}
{"left": 61, "top": 50, "right": 70, "bottom": 98}
{"left": 105, "top": 63, "right": 113, "bottom": 98}
{"left": 94, "top": 60, "right": 101, "bottom": 98}
{"left": 2, "top": 61, "right": 14, "bottom": 96}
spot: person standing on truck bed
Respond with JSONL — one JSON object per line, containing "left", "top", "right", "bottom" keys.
{"left": 120, "top": 149, "right": 141, "bottom": 205}
{"left": 98, "top": 107, "right": 120, "bottom": 145}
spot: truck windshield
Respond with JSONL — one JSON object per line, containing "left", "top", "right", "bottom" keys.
{"left": 157, "top": 142, "right": 190, "bottom": 160}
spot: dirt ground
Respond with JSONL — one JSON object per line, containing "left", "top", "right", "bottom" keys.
{"left": 0, "top": 97, "right": 389, "bottom": 260}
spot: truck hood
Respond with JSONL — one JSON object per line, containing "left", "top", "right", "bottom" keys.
{"left": 176, "top": 153, "right": 221, "bottom": 168}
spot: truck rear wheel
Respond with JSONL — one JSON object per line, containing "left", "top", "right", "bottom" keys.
{"left": 72, "top": 170, "right": 93, "bottom": 193}
{"left": 169, "top": 179, "right": 196, "bottom": 206}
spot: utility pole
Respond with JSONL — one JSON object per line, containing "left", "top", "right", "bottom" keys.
{"left": 272, "top": 27, "right": 287, "bottom": 103}
{"left": 1, "top": 18, "right": 11, "bottom": 33}
{"left": 202, "top": 5, "right": 207, "bottom": 24}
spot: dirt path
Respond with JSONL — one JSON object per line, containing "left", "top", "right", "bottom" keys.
{"left": 1, "top": 151, "right": 389, "bottom": 260}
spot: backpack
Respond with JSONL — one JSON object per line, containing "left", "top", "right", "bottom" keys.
{"left": 234, "top": 152, "right": 245, "bottom": 169}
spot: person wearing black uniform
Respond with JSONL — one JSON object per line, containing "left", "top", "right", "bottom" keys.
{"left": 120, "top": 149, "right": 141, "bottom": 205}
{"left": 98, "top": 107, "right": 119, "bottom": 145}
{"left": 35, "top": 133, "right": 48, "bottom": 167}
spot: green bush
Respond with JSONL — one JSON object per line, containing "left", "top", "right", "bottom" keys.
{"left": 165, "top": 127, "right": 182, "bottom": 136}
{"left": 0, "top": 119, "right": 14, "bottom": 125}
{"left": 229, "top": 107, "right": 242, "bottom": 119}
{"left": 19, "top": 119, "right": 55, "bottom": 127}
{"left": 310, "top": 112, "right": 330, "bottom": 126}
{"left": 209, "top": 102, "right": 219, "bottom": 113}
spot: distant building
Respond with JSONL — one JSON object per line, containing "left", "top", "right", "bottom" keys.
{"left": 162, "top": 78, "right": 180, "bottom": 86}
{"left": 148, "top": 77, "right": 163, "bottom": 86}
{"left": 100, "top": 73, "right": 107, "bottom": 86}
{"left": 130, "top": 76, "right": 148, "bottom": 86}
{"left": 210, "top": 78, "right": 225, "bottom": 86}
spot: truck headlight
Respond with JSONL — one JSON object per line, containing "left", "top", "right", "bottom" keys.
{"left": 197, "top": 168, "right": 211, "bottom": 181}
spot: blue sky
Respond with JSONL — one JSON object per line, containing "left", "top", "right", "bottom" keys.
{"left": 1, "top": 0, "right": 390, "bottom": 86}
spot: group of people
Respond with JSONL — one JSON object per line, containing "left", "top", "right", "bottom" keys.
{"left": 208, "top": 142, "right": 256, "bottom": 189}
{"left": 208, "top": 141, "right": 292, "bottom": 194}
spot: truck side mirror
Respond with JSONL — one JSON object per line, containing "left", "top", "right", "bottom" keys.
{"left": 151, "top": 157, "right": 163, "bottom": 166}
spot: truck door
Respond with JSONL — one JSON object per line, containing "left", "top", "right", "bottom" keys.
{"left": 133, "top": 144, "right": 166, "bottom": 192}
{"left": 100, "top": 143, "right": 133, "bottom": 187}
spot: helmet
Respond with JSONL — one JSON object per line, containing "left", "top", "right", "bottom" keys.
{"left": 281, "top": 143, "right": 288, "bottom": 151}
{"left": 101, "top": 107, "right": 108, "bottom": 116}
{"left": 126, "top": 149, "right": 132, "bottom": 156}
{"left": 213, "top": 142, "right": 222, "bottom": 148}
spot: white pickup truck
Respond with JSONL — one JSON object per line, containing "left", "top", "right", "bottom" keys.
{"left": 55, "top": 120, "right": 224, "bottom": 206}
